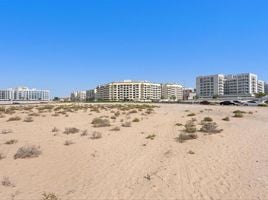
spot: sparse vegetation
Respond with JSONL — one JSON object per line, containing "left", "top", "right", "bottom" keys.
{"left": 63, "top": 127, "right": 80, "bottom": 134}
{"left": 188, "top": 150, "right": 195, "bottom": 155}
{"left": 110, "top": 126, "right": 121, "bottom": 131}
{"left": 80, "top": 130, "right": 88, "bottom": 136}
{"left": 7, "top": 116, "right": 21, "bottom": 122}
{"left": 1, "top": 129, "right": 12, "bottom": 134}
{"left": 184, "top": 120, "right": 197, "bottom": 133}
{"left": 200, "top": 122, "right": 223, "bottom": 134}
{"left": 64, "top": 140, "right": 74, "bottom": 146}
{"left": 187, "top": 113, "right": 196, "bottom": 117}
{"left": 233, "top": 112, "right": 244, "bottom": 118}
{"left": 122, "top": 121, "right": 132, "bottom": 127}
{"left": 0, "top": 153, "right": 5, "bottom": 160}
{"left": 91, "top": 118, "right": 111, "bottom": 127}
{"left": 52, "top": 127, "right": 59, "bottom": 132}
{"left": 175, "top": 123, "right": 183, "bottom": 126}
{"left": 24, "top": 116, "right": 34, "bottom": 122}
{"left": 176, "top": 132, "right": 198, "bottom": 143}
{"left": 41, "top": 192, "right": 61, "bottom": 200}
{"left": 222, "top": 117, "right": 230, "bottom": 121}
{"left": 146, "top": 134, "right": 156, "bottom": 140}
{"left": 132, "top": 118, "right": 140, "bottom": 122}
{"left": 91, "top": 131, "right": 102, "bottom": 139}
{"left": 202, "top": 117, "right": 213, "bottom": 122}
{"left": 5, "top": 139, "right": 18, "bottom": 145}
{"left": 1, "top": 176, "right": 14, "bottom": 187}
{"left": 14, "top": 145, "right": 41, "bottom": 159}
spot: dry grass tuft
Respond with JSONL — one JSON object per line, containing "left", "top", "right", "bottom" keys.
{"left": 24, "top": 116, "right": 34, "bottom": 122}
{"left": 64, "top": 140, "right": 74, "bottom": 146}
{"left": 176, "top": 132, "right": 198, "bottom": 143}
{"left": 14, "top": 145, "right": 41, "bottom": 159}
{"left": 91, "top": 131, "right": 102, "bottom": 139}
{"left": 202, "top": 117, "right": 213, "bottom": 122}
{"left": 122, "top": 121, "right": 132, "bottom": 127}
{"left": 146, "top": 134, "right": 156, "bottom": 140}
{"left": 222, "top": 117, "right": 230, "bottom": 121}
{"left": 91, "top": 118, "right": 111, "bottom": 127}
{"left": 200, "top": 122, "right": 223, "bottom": 134}
{"left": 1, "top": 176, "right": 15, "bottom": 187}
{"left": 80, "top": 130, "right": 88, "bottom": 136}
{"left": 187, "top": 113, "right": 196, "bottom": 117}
{"left": 132, "top": 118, "right": 140, "bottom": 122}
{"left": 63, "top": 127, "right": 80, "bottom": 134}
{"left": 7, "top": 116, "right": 21, "bottom": 122}
{"left": 184, "top": 120, "right": 197, "bottom": 133}
{"left": 5, "top": 139, "right": 18, "bottom": 145}
{"left": 110, "top": 126, "right": 121, "bottom": 131}
{"left": 41, "top": 192, "right": 61, "bottom": 200}
{"left": 52, "top": 127, "right": 60, "bottom": 132}
{"left": 0, "top": 153, "right": 6, "bottom": 160}
{"left": 1, "top": 129, "right": 13, "bottom": 134}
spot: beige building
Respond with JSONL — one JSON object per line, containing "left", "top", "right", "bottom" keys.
{"left": 70, "top": 91, "right": 86, "bottom": 101}
{"left": 96, "top": 80, "right": 162, "bottom": 101}
{"left": 161, "top": 84, "right": 183, "bottom": 100}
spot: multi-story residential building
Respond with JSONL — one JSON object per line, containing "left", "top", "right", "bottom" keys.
{"left": 70, "top": 91, "right": 86, "bottom": 101}
{"left": 161, "top": 84, "right": 183, "bottom": 100}
{"left": 257, "top": 80, "right": 265, "bottom": 93}
{"left": 196, "top": 74, "right": 225, "bottom": 98}
{"left": 183, "top": 88, "right": 196, "bottom": 100}
{"left": 265, "top": 82, "right": 268, "bottom": 94}
{"left": 96, "top": 80, "right": 162, "bottom": 101}
{"left": 86, "top": 89, "right": 97, "bottom": 101}
{"left": 0, "top": 87, "right": 50, "bottom": 101}
{"left": 196, "top": 73, "right": 261, "bottom": 98}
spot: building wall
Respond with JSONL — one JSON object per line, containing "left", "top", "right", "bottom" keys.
{"left": 265, "top": 83, "right": 268, "bottom": 94}
{"left": 0, "top": 87, "right": 50, "bottom": 101}
{"left": 161, "top": 84, "right": 183, "bottom": 100}
{"left": 257, "top": 80, "right": 265, "bottom": 93}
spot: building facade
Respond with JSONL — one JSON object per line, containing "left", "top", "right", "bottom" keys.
{"left": 95, "top": 80, "right": 162, "bottom": 101}
{"left": 0, "top": 87, "right": 50, "bottom": 101}
{"left": 70, "top": 91, "right": 86, "bottom": 101}
{"left": 183, "top": 88, "right": 196, "bottom": 100}
{"left": 161, "top": 84, "right": 183, "bottom": 100}
{"left": 86, "top": 89, "right": 97, "bottom": 101}
{"left": 196, "top": 73, "right": 262, "bottom": 98}
{"left": 257, "top": 80, "right": 265, "bottom": 93}
{"left": 265, "top": 83, "right": 268, "bottom": 94}
{"left": 196, "top": 74, "right": 225, "bottom": 98}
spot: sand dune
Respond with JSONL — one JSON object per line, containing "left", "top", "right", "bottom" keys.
{"left": 0, "top": 103, "right": 267, "bottom": 200}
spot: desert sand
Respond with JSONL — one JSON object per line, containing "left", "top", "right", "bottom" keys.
{"left": 0, "top": 103, "right": 267, "bottom": 200}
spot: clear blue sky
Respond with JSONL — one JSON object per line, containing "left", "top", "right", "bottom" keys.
{"left": 1, "top": 0, "right": 268, "bottom": 97}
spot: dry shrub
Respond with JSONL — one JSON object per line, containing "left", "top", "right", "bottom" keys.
{"left": 122, "top": 121, "right": 132, "bottom": 127}
{"left": 5, "top": 139, "right": 18, "bottom": 145}
{"left": 1, "top": 129, "right": 13, "bottom": 134}
{"left": 52, "top": 113, "right": 60, "bottom": 117}
{"left": 184, "top": 120, "right": 197, "bottom": 133}
{"left": 7, "top": 116, "right": 21, "bottom": 122}
{"left": 91, "top": 131, "right": 102, "bottom": 139}
{"left": 187, "top": 113, "right": 196, "bottom": 117}
{"left": 114, "top": 111, "right": 120, "bottom": 117}
{"left": 0, "top": 153, "right": 6, "bottom": 160}
{"left": 63, "top": 127, "right": 80, "bottom": 134}
{"left": 176, "top": 132, "right": 198, "bottom": 143}
{"left": 91, "top": 118, "right": 110, "bottom": 127}
{"left": 146, "top": 134, "right": 156, "bottom": 140}
{"left": 200, "top": 122, "right": 223, "bottom": 134}
{"left": 1, "top": 176, "right": 15, "bottom": 187}
{"left": 14, "top": 145, "right": 41, "bottom": 159}
{"left": 222, "top": 117, "right": 230, "bottom": 121}
{"left": 110, "top": 116, "right": 116, "bottom": 120}
{"left": 132, "top": 118, "right": 140, "bottom": 122}
{"left": 64, "top": 140, "right": 74, "bottom": 146}
{"left": 41, "top": 192, "right": 61, "bottom": 200}
{"left": 110, "top": 126, "right": 120, "bottom": 131}
{"left": 202, "top": 117, "right": 213, "bottom": 122}
{"left": 188, "top": 150, "right": 195, "bottom": 154}
{"left": 0, "top": 114, "right": 5, "bottom": 118}
{"left": 81, "top": 130, "right": 88, "bottom": 136}
{"left": 24, "top": 116, "right": 33, "bottom": 122}
{"left": 52, "top": 127, "right": 59, "bottom": 132}
{"left": 128, "top": 110, "right": 138, "bottom": 114}
{"left": 175, "top": 123, "right": 183, "bottom": 126}
{"left": 28, "top": 112, "right": 40, "bottom": 117}
{"left": 233, "top": 112, "right": 244, "bottom": 118}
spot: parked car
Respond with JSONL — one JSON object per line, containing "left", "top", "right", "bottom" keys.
{"left": 220, "top": 101, "right": 236, "bottom": 106}
{"left": 200, "top": 100, "right": 211, "bottom": 105}
{"left": 233, "top": 100, "right": 243, "bottom": 105}
{"left": 242, "top": 100, "right": 259, "bottom": 106}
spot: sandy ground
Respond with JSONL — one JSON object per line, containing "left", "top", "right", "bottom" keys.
{"left": 0, "top": 103, "right": 267, "bottom": 200}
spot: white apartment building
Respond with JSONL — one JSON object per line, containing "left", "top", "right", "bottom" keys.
{"left": 161, "top": 84, "right": 183, "bottom": 100}
{"left": 0, "top": 87, "right": 50, "bottom": 101}
{"left": 197, "top": 73, "right": 262, "bottom": 98}
{"left": 196, "top": 74, "right": 225, "bottom": 98}
{"left": 70, "top": 91, "right": 86, "bottom": 101}
{"left": 96, "top": 80, "right": 162, "bottom": 101}
{"left": 257, "top": 80, "right": 265, "bottom": 93}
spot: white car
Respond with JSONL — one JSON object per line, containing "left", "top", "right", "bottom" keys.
{"left": 243, "top": 100, "right": 260, "bottom": 106}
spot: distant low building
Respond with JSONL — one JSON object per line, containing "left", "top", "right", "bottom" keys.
{"left": 86, "top": 89, "right": 97, "bottom": 101}
{"left": 70, "top": 91, "right": 86, "bottom": 101}
{"left": 0, "top": 87, "right": 50, "bottom": 101}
